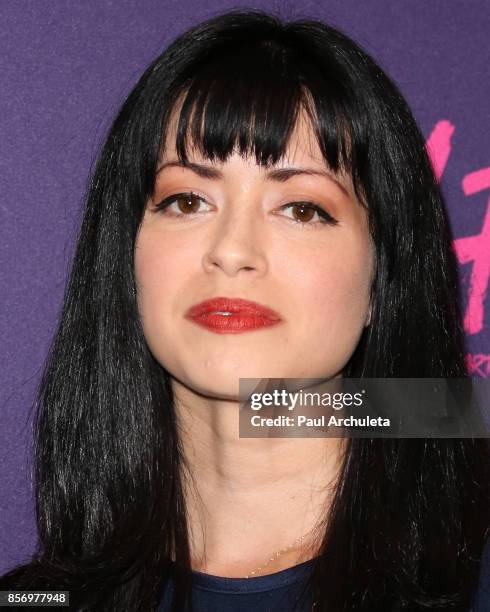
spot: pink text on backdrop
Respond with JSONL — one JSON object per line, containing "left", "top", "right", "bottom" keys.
{"left": 426, "top": 121, "right": 490, "bottom": 376}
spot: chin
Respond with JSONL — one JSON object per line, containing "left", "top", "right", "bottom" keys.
{"left": 185, "top": 378, "right": 243, "bottom": 402}
{"left": 182, "top": 367, "right": 280, "bottom": 400}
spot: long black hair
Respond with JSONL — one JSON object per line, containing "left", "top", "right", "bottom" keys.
{"left": 1, "top": 9, "right": 489, "bottom": 611}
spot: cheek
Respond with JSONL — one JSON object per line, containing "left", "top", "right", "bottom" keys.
{"left": 280, "top": 234, "right": 373, "bottom": 375}
{"left": 284, "top": 234, "right": 372, "bottom": 319}
{"left": 134, "top": 231, "right": 183, "bottom": 340}
{"left": 318, "top": 260, "right": 370, "bottom": 320}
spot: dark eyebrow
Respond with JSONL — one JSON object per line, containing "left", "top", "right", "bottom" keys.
{"left": 156, "top": 161, "right": 222, "bottom": 179}
{"left": 265, "top": 167, "right": 349, "bottom": 195}
{"left": 156, "top": 161, "right": 349, "bottom": 195}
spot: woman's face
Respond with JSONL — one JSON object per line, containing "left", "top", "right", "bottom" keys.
{"left": 134, "top": 112, "right": 375, "bottom": 400}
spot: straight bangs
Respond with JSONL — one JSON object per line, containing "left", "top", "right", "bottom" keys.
{"left": 159, "top": 36, "right": 366, "bottom": 204}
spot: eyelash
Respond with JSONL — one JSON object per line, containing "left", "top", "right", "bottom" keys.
{"left": 153, "top": 192, "right": 339, "bottom": 228}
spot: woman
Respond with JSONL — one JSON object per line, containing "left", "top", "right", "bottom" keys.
{"left": 1, "top": 9, "right": 489, "bottom": 612}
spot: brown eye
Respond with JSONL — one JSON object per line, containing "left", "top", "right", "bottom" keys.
{"left": 174, "top": 193, "right": 202, "bottom": 214}
{"left": 291, "top": 204, "right": 316, "bottom": 223}
{"left": 153, "top": 192, "right": 209, "bottom": 216}
{"left": 279, "top": 202, "right": 338, "bottom": 227}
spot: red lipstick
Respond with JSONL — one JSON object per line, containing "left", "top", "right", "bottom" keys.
{"left": 185, "top": 297, "right": 282, "bottom": 334}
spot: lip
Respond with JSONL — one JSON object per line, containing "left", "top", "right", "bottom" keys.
{"left": 184, "top": 297, "right": 282, "bottom": 334}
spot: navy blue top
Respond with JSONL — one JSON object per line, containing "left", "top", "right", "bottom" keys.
{"left": 158, "top": 558, "right": 315, "bottom": 611}
{"left": 159, "top": 541, "right": 490, "bottom": 611}
{"left": 474, "top": 536, "right": 490, "bottom": 611}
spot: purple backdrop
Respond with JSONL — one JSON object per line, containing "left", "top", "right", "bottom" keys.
{"left": 1, "top": 1, "right": 489, "bottom": 574}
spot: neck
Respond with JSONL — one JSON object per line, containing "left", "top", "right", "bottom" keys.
{"left": 173, "top": 379, "right": 347, "bottom": 577}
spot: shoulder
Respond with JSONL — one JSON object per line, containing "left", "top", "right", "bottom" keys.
{"left": 0, "top": 565, "right": 31, "bottom": 589}
{"left": 0, "top": 563, "right": 55, "bottom": 591}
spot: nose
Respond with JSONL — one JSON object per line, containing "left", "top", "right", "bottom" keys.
{"left": 202, "top": 204, "right": 268, "bottom": 277}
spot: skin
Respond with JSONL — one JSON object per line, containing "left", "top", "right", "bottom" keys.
{"left": 134, "top": 109, "right": 375, "bottom": 577}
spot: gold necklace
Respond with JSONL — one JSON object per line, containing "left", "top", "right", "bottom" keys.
{"left": 244, "top": 525, "right": 318, "bottom": 578}
{"left": 245, "top": 530, "right": 320, "bottom": 610}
